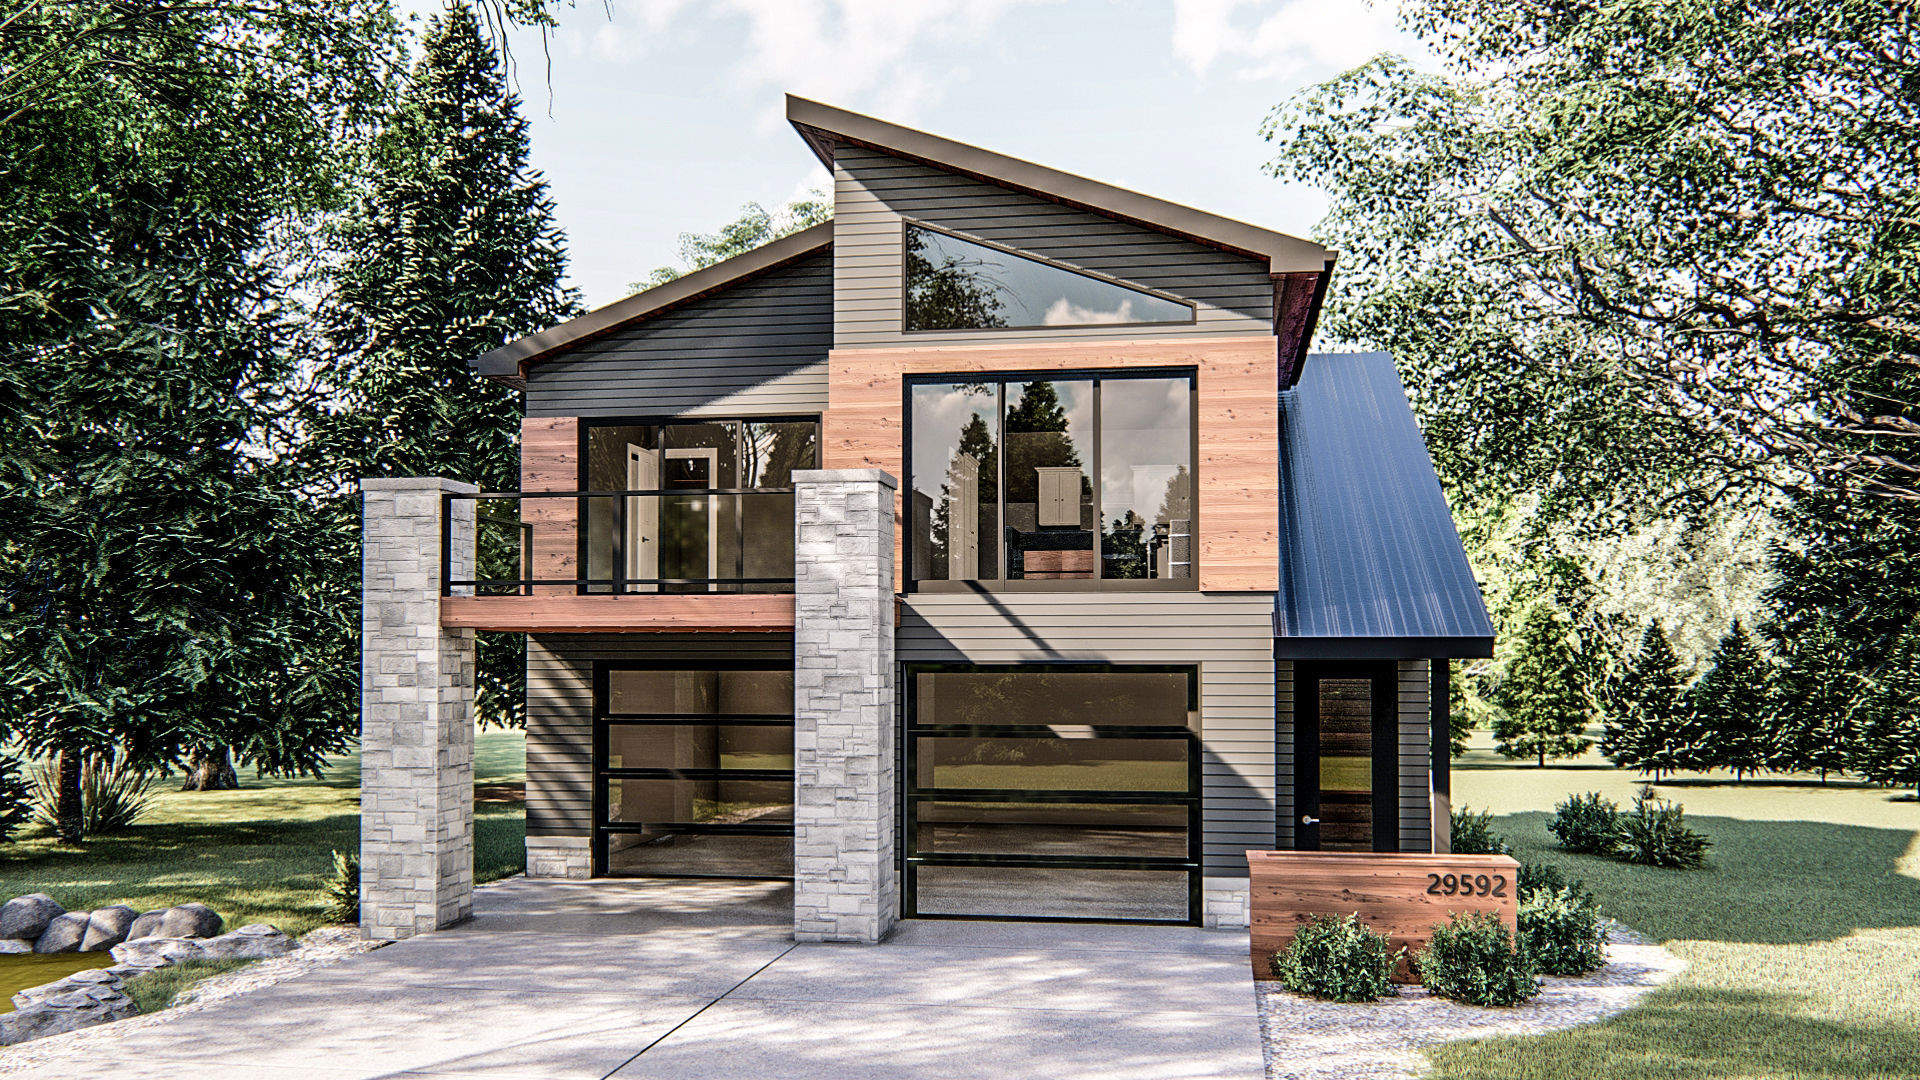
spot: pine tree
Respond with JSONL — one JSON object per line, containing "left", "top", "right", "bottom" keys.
{"left": 1768, "top": 613, "right": 1862, "bottom": 779}
{"left": 1685, "top": 621, "right": 1774, "bottom": 780}
{"left": 1491, "top": 602, "right": 1593, "bottom": 766}
{"left": 323, "top": 1, "right": 580, "bottom": 728}
{"left": 1852, "top": 626, "right": 1920, "bottom": 800}
{"left": 1602, "top": 620, "right": 1689, "bottom": 780}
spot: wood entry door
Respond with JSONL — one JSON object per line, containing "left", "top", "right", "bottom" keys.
{"left": 1294, "top": 662, "right": 1399, "bottom": 853}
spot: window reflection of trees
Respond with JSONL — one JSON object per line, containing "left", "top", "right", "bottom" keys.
{"left": 904, "top": 227, "right": 1009, "bottom": 331}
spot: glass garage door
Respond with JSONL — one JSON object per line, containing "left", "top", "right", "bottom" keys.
{"left": 903, "top": 664, "right": 1201, "bottom": 923}
{"left": 594, "top": 664, "right": 794, "bottom": 878}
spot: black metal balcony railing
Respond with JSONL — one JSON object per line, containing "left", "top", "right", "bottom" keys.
{"left": 441, "top": 489, "right": 797, "bottom": 597}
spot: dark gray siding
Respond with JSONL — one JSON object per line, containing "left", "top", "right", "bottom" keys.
{"left": 898, "top": 592, "right": 1277, "bottom": 877}
{"left": 523, "top": 253, "right": 832, "bottom": 418}
{"left": 524, "top": 633, "right": 794, "bottom": 837}
{"left": 834, "top": 145, "right": 1275, "bottom": 346}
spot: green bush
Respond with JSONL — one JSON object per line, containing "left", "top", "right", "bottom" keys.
{"left": 1416, "top": 912, "right": 1540, "bottom": 1006}
{"left": 1449, "top": 806, "right": 1511, "bottom": 855}
{"left": 1519, "top": 883, "right": 1606, "bottom": 975}
{"left": 1270, "top": 914, "right": 1402, "bottom": 1003}
{"left": 1516, "top": 861, "right": 1592, "bottom": 904}
{"left": 1547, "top": 792, "right": 1623, "bottom": 854}
{"left": 322, "top": 850, "right": 360, "bottom": 924}
{"left": 0, "top": 758, "right": 30, "bottom": 842}
{"left": 28, "top": 756, "right": 156, "bottom": 836}
{"left": 1618, "top": 786, "right": 1711, "bottom": 868}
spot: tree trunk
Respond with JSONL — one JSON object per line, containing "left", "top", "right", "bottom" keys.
{"left": 1538, "top": 746, "right": 1546, "bottom": 767}
{"left": 180, "top": 745, "right": 239, "bottom": 791}
{"left": 54, "top": 749, "right": 84, "bottom": 843}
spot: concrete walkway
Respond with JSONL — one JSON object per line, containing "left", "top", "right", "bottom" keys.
{"left": 1, "top": 878, "right": 1261, "bottom": 1079}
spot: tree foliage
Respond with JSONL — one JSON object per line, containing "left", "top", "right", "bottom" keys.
{"left": 1601, "top": 620, "right": 1689, "bottom": 779}
{"left": 1491, "top": 602, "right": 1592, "bottom": 766}
{"left": 635, "top": 194, "right": 831, "bottom": 291}
{"left": 1683, "top": 621, "right": 1774, "bottom": 779}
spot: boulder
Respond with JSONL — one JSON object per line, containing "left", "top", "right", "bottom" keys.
{"left": 0, "top": 894, "right": 65, "bottom": 942}
{"left": 0, "top": 939, "right": 32, "bottom": 955}
{"left": 109, "top": 936, "right": 209, "bottom": 966}
{"left": 80, "top": 905, "right": 139, "bottom": 952}
{"left": 198, "top": 924, "right": 296, "bottom": 960}
{"left": 124, "top": 908, "right": 168, "bottom": 942}
{"left": 33, "top": 911, "right": 90, "bottom": 954}
{"left": 156, "top": 903, "right": 222, "bottom": 939}
{"left": 0, "top": 985, "right": 137, "bottom": 1046}
{"left": 12, "top": 968, "right": 123, "bottom": 1011}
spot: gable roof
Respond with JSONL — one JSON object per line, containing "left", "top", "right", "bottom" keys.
{"left": 787, "top": 95, "right": 1333, "bottom": 274}
{"left": 1275, "top": 352, "right": 1494, "bottom": 657}
{"left": 472, "top": 221, "right": 833, "bottom": 387}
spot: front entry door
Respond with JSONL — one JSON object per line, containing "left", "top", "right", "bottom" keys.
{"left": 1294, "top": 662, "right": 1399, "bottom": 853}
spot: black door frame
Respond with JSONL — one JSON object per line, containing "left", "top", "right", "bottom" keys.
{"left": 1293, "top": 660, "right": 1400, "bottom": 853}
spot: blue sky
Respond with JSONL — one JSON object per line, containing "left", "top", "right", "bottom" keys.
{"left": 467, "top": 1, "right": 1425, "bottom": 308}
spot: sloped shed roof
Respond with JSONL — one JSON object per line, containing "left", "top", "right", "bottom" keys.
{"left": 1275, "top": 352, "right": 1494, "bottom": 657}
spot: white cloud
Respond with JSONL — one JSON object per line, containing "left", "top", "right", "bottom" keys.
{"left": 1171, "top": 0, "right": 1420, "bottom": 82}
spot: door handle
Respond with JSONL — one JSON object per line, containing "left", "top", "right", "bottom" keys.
{"left": 1300, "top": 815, "right": 1320, "bottom": 825}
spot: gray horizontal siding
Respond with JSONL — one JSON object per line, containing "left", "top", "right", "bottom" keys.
{"left": 524, "top": 253, "right": 831, "bottom": 418}
{"left": 524, "top": 633, "right": 794, "bottom": 837}
{"left": 1397, "top": 659, "right": 1433, "bottom": 852}
{"left": 898, "top": 592, "right": 1277, "bottom": 877}
{"left": 834, "top": 146, "right": 1274, "bottom": 347}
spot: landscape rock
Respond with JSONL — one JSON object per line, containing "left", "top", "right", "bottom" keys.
{"left": 32, "top": 911, "right": 91, "bottom": 954}
{"left": 0, "top": 939, "right": 33, "bottom": 955}
{"left": 198, "top": 924, "right": 297, "bottom": 960}
{"left": 0, "top": 894, "right": 65, "bottom": 942}
{"left": 156, "top": 902, "right": 223, "bottom": 939}
{"left": 0, "top": 985, "right": 137, "bottom": 1046}
{"left": 80, "top": 905, "right": 139, "bottom": 952}
{"left": 12, "top": 968, "right": 123, "bottom": 1010}
{"left": 124, "top": 908, "right": 168, "bottom": 942}
{"left": 109, "top": 936, "right": 210, "bottom": 966}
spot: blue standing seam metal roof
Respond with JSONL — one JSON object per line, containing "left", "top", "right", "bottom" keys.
{"left": 1275, "top": 352, "right": 1495, "bottom": 657}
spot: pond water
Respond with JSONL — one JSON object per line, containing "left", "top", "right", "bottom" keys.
{"left": 0, "top": 952, "right": 117, "bottom": 1013}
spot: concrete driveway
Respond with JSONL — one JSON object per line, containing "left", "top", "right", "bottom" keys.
{"left": 0, "top": 877, "right": 1261, "bottom": 1080}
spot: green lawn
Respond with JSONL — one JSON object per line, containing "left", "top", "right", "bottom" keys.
{"left": 0, "top": 729, "right": 528, "bottom": 940}
{"left": 1429, "top": 731, "right": 1920, "bottom": 1079}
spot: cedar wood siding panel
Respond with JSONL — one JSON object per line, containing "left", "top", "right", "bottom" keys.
{"left": 898, "top": 592, "right": 1276, "bottom": 877}
{"left": 521, "top": 417, "right": 579, "bottom": 596}
{"left": 832, "top": 146, "right": 1274, "bottom": 347}
{"left": 822, "top": 336, "right": 1280, "bottom": 592}
{"left": 524, "top": 633, "right": 794, "bottom": 837}
{"left": 523, "top": 252, "right": 832, "bottom": 418}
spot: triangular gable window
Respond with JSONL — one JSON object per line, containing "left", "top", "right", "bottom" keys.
{"left": 903, "top": 223, "right": 1194, "bottom": 331}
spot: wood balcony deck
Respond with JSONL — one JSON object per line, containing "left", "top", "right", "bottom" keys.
{"left": 439, "top": 593, "right": 796, "bottom": 633}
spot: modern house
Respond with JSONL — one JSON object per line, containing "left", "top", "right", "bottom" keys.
{"left": 356, "top": 96, "right": 1493, "bottom": 943}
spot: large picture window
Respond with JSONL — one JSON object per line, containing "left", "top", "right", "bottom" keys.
{"left": 903, "top": 223, "right": 1194, "bottom": 331}
{"left": 907, "top": 371, "right": 1195, "bottom": 589}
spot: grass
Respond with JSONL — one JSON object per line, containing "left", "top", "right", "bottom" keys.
{"left": 1427, "top": 729, "right": 1920, "bottom": 1079}
{"left": 0, "top": 728, "right": 528, "bottom": 940}
{"left": 120, "top": 958, "right": 252, "bottom": 1014}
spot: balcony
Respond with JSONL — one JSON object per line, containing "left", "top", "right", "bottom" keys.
{"left": 438, "top": 488, "right": 797, "bottom": 633}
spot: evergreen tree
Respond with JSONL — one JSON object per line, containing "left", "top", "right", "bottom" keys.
{"left": 1684, "top": 621, "right": 1774, "bottom": 780}
{"left": 1768, "top": 612, "right": 1863, "bottom": 779}
{"left": 1491, "top": 603, "right": 1592, "bottom": 766}
{"left": 322, "top": 1, "right": 580, "bottom": 727}
{"left": 1602, "top": 620, "right": 1689, "bottom": 780}
{"left": 1852, "top": 626, "right": 1920, "bottom": 800}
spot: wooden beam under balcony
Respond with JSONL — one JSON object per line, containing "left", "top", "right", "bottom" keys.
{"left": 439, "top": 594, "right": 796, "bottom": 633}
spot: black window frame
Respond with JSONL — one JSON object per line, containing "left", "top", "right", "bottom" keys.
{"left": 1292, "top": 659, "right": 1400, "bottom": 854}
{"left": 903, "top": 367, "right": 1200, "bottom": 593}
{"left": 901, "top": 662, "right": 1203, "bottom": 925}
{"left": 591, "top": 659, "right": 796, "bottom": 879}
{"left": 899, "top": 219, "right": 1197, "bottom": 333}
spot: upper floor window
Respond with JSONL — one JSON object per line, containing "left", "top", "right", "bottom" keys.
{"left": 902, "top": 223, "right": 1194, "bottom": 332}
{"left": 907, "top": 371, "right": 1194, "bottom": 589}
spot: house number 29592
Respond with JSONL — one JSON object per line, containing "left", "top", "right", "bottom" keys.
{"left": 1426, "top": 872, "right": 1507, "bottom": 897}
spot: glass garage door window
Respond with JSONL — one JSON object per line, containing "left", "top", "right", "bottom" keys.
{"left": 594, "top": 665, "right": 793, "bottom": 879}
{"left": 903, "top": 664, "right": 1200, "bottom": 923}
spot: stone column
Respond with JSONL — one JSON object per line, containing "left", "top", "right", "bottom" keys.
{"left": 359, "top": 477, "right": 478, "bottom": 940}
{"left": 791, "top": 469, "right": 898, "bottom": 944}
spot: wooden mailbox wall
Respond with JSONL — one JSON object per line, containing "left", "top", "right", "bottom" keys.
{"left": 1246, "top": 850, "right": 1521, "bottom": 983}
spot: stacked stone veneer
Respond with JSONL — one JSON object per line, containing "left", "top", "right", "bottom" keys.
{"left": 1203, "top": 877, "right": 1251, "bottom": 929}
{"left": 526, "top": 836, "right": 592, "bottom": 879}
{"left": 360, "top": 478, "right": 477, "bottom": 940}
{"left": 791, "top": 470, "right": 898, "bottom": 943}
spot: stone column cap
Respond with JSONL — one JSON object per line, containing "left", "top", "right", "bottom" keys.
{"left": 792, "top": 468, "right": 898, "bottom": 490}
{"left": 359, "top": 476, "right": 480, "bottom": 494}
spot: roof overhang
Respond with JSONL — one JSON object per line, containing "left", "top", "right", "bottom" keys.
{"left": 471, "top": 221, "right": 834, "bottom": 387}
{"left": 1272, "top": 636, "right": 1495, "bottom": 660}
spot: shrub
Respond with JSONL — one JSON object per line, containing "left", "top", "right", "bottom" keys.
{"left": 29, "top": 756, "right": 156, "bottom": 836}
{"left": 1518, "top": 883, "right": 1606, "bottom": 975}
{"left": 1618, "top": 786, "right": 1710, "bottom": 868}
{"left": 0, "top": 758, "right": 31, "bottom": 842}
{"left": 1416, "top": 912, "right": 1540, "bottom": 1006}
{"left": 1547, "top": 792, "right": 1623, "bottom": 854}
{"left": 1516, "top": 861, "right": 1592, "bottom": 905}
{"left": 323, "top": 850, "right": 360, "bottom": 924}
{"left": 1449, "top": 806, "right": 1511, "bottom": 855}
{"left": 1269, "top": 914, "right": 1401, "bottom": 1003}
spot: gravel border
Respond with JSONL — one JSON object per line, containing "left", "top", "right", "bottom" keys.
{"left": 1258, "top": 927, "right": 1685, "bottom": 1080}
{"left": 0, "top": 925, "right": 383, "bottom": 1074}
